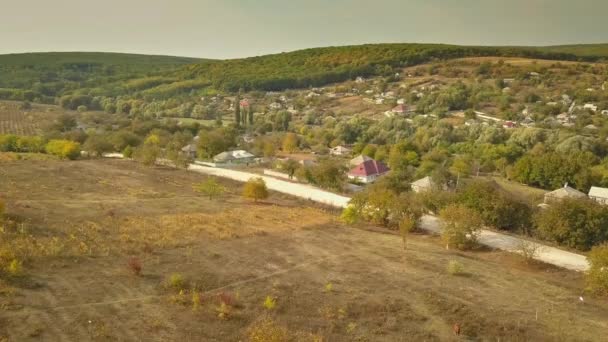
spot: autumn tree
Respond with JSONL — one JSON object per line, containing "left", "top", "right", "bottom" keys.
{"left": 193, "top": 178, "right": 226, "bottom": 200}
{"left": 242, "top": 177, "right": 269, "bottom": 202}
{"left": 586, "top": 244, "right": 608, "bottom": 296}
{"left": 83, "top": 134, "right": 113, "bottom": 157}
{"left": 282, "top": 133, "right": 298, "bottom": 153}
{"left": 45, "top": 140, "right": 81, "bottom": 160}
{"left": 439, "top": 204, "right": 483, "bottom": 250}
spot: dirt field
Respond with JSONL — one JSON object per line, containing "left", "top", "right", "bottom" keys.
{"left": 0, "top": 159, "right": 607, "bottom": 341}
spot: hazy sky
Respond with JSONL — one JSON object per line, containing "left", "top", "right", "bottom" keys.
{"left": 0, "top": 0, "right": 607, "bottom": 59}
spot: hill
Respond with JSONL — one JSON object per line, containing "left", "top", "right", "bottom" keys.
{"left": 0, "top": 43, "right": 607, "bottom": 104}
{"left": 0, "top": 52, "right": 208, "bottom": 102}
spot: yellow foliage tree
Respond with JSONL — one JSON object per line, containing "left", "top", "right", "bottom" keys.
{"left": 45, "top": 140, "right": 81, "bottom": 160}
{"left": 242, "top": 177, "right": 269, "bottom": 203}
{"left": 282, "top": 133, "right": 298, "bottom": 154}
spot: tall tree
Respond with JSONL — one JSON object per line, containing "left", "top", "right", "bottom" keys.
{"left": 248, "top": 105, "right": 254, "bottom": 125}
{"left": 234, "top": 93, "right": 241, "bottom": 128}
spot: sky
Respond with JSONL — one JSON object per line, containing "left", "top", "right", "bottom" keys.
{"left": 0, "top": 0, "right": 607, "bottom": 59}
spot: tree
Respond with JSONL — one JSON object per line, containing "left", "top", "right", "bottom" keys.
{"left": 0, "top": 198, "right": 5, "bottom": 218}
{"left": 242, "top": 177, "right": 269, "bottom": 202}
{"left": 586, "top": 244, "right": 608, "bottom": 296}
{"left": 83, "top": 134, "right": 113, "bottom": 157}
{"left": 281, "top": 159, "right": 300, "bottom": 179}
{"left": 282, "top": 133, "right": 298, "bottom": 153}
{"left": 534, "top": 198, "right": 608, "bottom": 251}
{"left": 234, "top": 94, "right": 241, "bottom": 128}
{"left": 193, "top": 178, "right": 226, "bottom": 200}
{"left": 248, "top": 106, "right": 254, "bottom": 125}
{"left": 439, "top": 204, "right": 483, "bottom": 250}
{"left": 45, "top": 140, "right": 81, "bottom": 160}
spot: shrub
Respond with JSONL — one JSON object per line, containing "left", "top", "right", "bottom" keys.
{"left": 122, "top": 145, "right": 134, "bottom": 159}
{"left": 127, "top": 257, "right": 142, "bottom": 276}
{"left": 399, "top": 217, "right": 416, "bottom": 250}
{"left": 247, "top": 317, "right": 290, "bottom": 342}
{"left": 192, "top": 292, "right": 202, "bottom": 311}
{"left": 339, "top": 206, "right": 358, "bottom": 224}
{"left": 45, "top": 139, "right": 81, "bottom": 160}
{"left": 446, "top": 260, "right": 465, "bottom": 275}
{"left": 517, "top": 240, "right": 541, "bottom": 264}
{"left": 242, "top": 177, "right": 269, "bottom": 202}
{"left": 166, "top": 273, "right": 185, "bottom": 290}
{"left": 439, "top": 204, "right": 483, "bottom": 250}
{"left": 193, "top": 178, "right": 226, "bottom": 200}
{"left": 6, "top": 259, "right": 23, "bottom": 277}
{"left": 263, "top": 295, "right": 277, "bottom": 310}
{"left": 586, "top": 244, "right": 608, "bottom": 296}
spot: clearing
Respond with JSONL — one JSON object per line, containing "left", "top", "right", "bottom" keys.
{"left": 0, "top": 158, "right": 607, "bottom": 341}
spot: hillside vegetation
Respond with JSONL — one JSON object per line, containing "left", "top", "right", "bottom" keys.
{"left": 1, "top": 44, "right": 607, "bottom": 104}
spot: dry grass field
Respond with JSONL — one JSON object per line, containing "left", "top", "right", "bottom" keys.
{"left": 0, "top": 158, "right": 607, "bottom": 341}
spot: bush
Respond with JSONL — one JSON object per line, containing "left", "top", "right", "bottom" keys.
{"left": 446, "top": 260, "right": 465, "bottom": 275}
{"left": 242, "top": 177, "right": 269, "bottom": 202}
{"left": 247, "top": 317, "right": 290, "bottom": 342}
{"left": 586, "top": 244, "right": 608, "bottom": 296}
{"left": 127, "top": 257, "right": 142, "bottom": 276}
{"left": 439, "top": 204, "right": 483, "bottom": 250}
{"left": 122, "top": 145, "right": 134, "bottom": 158}
{"left": 166, "top": 273, "right": 185, "bottom": 290}
{"left": 193, "top": 178, "right": 226, "bottom": 200}
{"left": 263, "top": 295, "right": 277, "bottom": 310}
{"left": 517, "top": 240, "right": 541, "bottom": 264}
{"left": 45, "top": 139, "right": 81, "bottom": 160}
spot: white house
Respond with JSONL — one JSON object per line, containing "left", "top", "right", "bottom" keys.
{"left": 583, "top": 103, "right": 598, "bottom": 112}
{"left": 544, "top": 184, "right": 587, "bottom": 204}
{"left": 589, "top": 186, "right": 608, "bottom": 205}
{"left": 329, "top": 145, "right": 352, "bottom": 156}
{"left": 213, "top": 150, "right": 255, "bottom": 164}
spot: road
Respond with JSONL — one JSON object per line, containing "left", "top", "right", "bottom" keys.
{"left": 188, "top": 164, "right": 590, "bottom": 272}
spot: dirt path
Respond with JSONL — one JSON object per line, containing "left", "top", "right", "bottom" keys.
{"left": 187, "top": 164, "right": 590, "bottom": 272}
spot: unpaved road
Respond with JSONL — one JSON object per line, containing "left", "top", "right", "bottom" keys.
{"left": 188, "top": 164, "right": 590, "bottom": 272}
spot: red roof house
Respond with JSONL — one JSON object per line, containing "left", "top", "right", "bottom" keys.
{"left": 391, "top": 104, "right": 407, "bottom": 114}
{"left": 348, "top": 159, "right": 390, "bottom": 184}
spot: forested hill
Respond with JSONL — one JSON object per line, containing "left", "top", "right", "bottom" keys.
{"left": 181, "top": 43, "right": 608, "bottom": 92}
{"left": 0, "top": 44, "right": 607, "bottom": 103}
{"left": 0, "top": 52, "right": 206, "bottom": 102}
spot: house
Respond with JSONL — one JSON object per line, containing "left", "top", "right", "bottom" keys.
{"left": 584, "top": 124, "right": 599, "bottom": 131}
{"left": 588, "top": 186, "right": 608, "bottom": 205}
{"left": 601, "top": 110, "right": 608, "bottom": 116}
{"left": 583, "top": 103, "right": 598, "bottom": 112}
{"left": 306, "top": 91, "right": 320, "bottom": 98}
{"left": 355, "top": 76, "right": 365, "bottom": 83}
{"left": 375, "top": 98, "right": 385, "bottom": 105}
{"left": 269, "top": 102, "right": 282, "bottom": 110}
{"left": 502, "top": 121, "right": 516, "bottom": 129}
{"left": 391, "top": 104, "right": 407, "bottom": 114}
{"left": 239, "top": 99, "right": 250, "bottom": 108}
{"left": 213, "top": 150, "right": 255, "bottom": 164}
{"left": 181, "top": 144, "right": 197, "bottom": 159}
{"left": 348, "top": 159, "right": 390, "bottom": 184}
{"left": 397, "top": 98, "right": 406, "bottom": 105}
{"left": 349, "top": 154, "right": 373, "bottom": 166}
{"left": 544, "top": 184, "right": 587, "bottom": 204}
{"left": 329, "top": 145, "right": 352, "bottom": 156}
{"left": 410, "top": 176, "right": 436, "bottom": 193}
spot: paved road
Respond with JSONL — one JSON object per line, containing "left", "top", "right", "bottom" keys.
{"left": 188, "top": 164, "right": 590, "bottom": 272}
